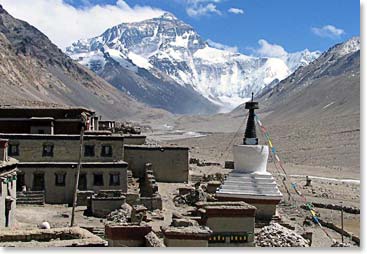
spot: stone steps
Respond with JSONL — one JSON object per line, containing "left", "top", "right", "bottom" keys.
{"left": 17, "top": 191, "right": 45, "bottom": 205}
{"left": 82, "top": 226, "right": 105, "bottom": 239}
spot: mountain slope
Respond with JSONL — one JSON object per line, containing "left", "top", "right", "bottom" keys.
{"left": 256, "top": 37, "right": 360, "bottom": 121}
{"left": 67, "top": 13, "right": 320, "bottom": 111}
{"left": 0, "top": 4, "right": 169, "bottom": 121}
{"left": 230, "top": 37, "right": 360, "bottom": 173}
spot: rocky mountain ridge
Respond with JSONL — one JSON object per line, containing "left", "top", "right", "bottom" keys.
{"left": 67, "top": 12, "right": 321, "bottom": 112}
{"left": 0, "top": 4, "right": 169, "bottom": 121}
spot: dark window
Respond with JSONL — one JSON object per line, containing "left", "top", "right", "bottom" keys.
{"left": 93, "top": 173, "right": 104, "bottom": 186}
{"left": 78, "top": 174, "right": 87, "bottom": 190}
{"left": 8, "top": 144, "right": 19, "bottom": 156}
{"left": 42, "top": 144, "right": 54, "bottom": 157}
{"left": 109, "top": 173, "right": 120, "bottom": 186}
{"left": 55, "top": 172, "right": 66, "bottom": 186}
{"left": 84, "top": 145, "right": 95, "bottom": 157}
{"left": 38, "top": 130, "right": 45, "bottom": 134}
{"left": 101, "top": 145, "right": 113, "bottom": 157}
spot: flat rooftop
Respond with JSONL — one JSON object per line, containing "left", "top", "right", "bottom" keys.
{"left": 0, "top": 133, "right": 126, "bottom": 141}
{"left": 124, "top": 145, "right": 189, "bottom": 150}
{"left": 0, "top": 227, "right": 106, "bottom": 247}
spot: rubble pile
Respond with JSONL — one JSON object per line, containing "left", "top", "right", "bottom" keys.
{"left": 202, "top": 173, "right": 225, "bottom": 183}
{"left": 255, "top": 223, "right": 310, "bottom": 247}
{"left": 331, "top": 241, "right": 351, "bottom": 247}
{"left": 189, "top": 158, "right": 221, "bottom": 167}
{"left": 115, "top": 121, "right": 141, "bottom": 134}
{"left": 106, "top": 203, "right": 132, "bottom": 224}
{"left": 173, "top": 183, "right": 215, "bottom": 206}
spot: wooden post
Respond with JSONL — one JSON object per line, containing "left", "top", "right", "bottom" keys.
{"left": 340, "top": 202, "right": 344, "bottom": 243}
{"left": 70, "top": 125, "right": 85, "bottom": 227}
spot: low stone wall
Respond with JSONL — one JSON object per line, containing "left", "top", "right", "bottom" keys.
{"left": 197, "top": 201, "right": 256, "bottom": 247}
{"left": 89, "top": 191, "right": 126, "bottom": 218}
{"left": 0, "top": 227, "right": 106, "bottom": 247}
{"left": 317, "top": 218, "right": 360, "bottom": 246}
{"left": 144, "top": 232, "right": 165, "bottom": 247}
{"left": 105, "top": 224, "right": 152, "bottom": 247}
{"left": 162, "top": 226, "right": 212, "bottom": 247}
{"left": 77, "top": 191, "right": 94, "bottom": 206}
{"left": 301, "top": 203, "right": 360, "bottom": 214}
{"left": 139, "top": 195, "right": 163, "bottom": 211}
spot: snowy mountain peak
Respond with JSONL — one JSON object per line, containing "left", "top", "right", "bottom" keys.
{"left": 66, "top": 14, "right": 321, "bottom": 112}
{"left": 335, "top": 36, "right": 360, "bottom": 57}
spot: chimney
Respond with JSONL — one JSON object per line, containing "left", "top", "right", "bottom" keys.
{"left": 0, "top": 139, "right": 9, "bottom": 162}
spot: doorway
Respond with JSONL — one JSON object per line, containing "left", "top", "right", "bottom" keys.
{"left": 78, "top": 174, "right": 87, "bottom": 190}
{"left": 33, "top": 173, "right": 45, "bottom": 191}
{"left": 16, "top": 173, "right": 25, "bottom": 192}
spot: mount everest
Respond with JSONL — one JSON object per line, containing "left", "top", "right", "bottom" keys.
{"left": 66, "top": 12, "right": 321, "bottom": 113}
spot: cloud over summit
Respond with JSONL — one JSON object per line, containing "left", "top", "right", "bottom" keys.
{"left": 0, "top": 0, "right": 164, "bottom": 49}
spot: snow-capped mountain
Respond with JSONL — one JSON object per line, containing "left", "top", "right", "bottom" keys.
{"left": 67, "top": 12, "right": 320, "bottom": 112}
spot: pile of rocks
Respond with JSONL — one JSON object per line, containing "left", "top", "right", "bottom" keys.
{"left": 189, "top": 158, "right": 221, "bottom": 167}
{"left": 115, "top": 121, "right": 141, "bottom": 134}
{"left": 106, "top": 203, "right": 132, "bottom": 224}
{"left": 331, "top": 241, "right": 351, "bottom": 247}
{"left": 173, "top": 184, "right": 215, "bottom": 206}
{"left": 255, "top": 223, "right": 310, "bottom": 247}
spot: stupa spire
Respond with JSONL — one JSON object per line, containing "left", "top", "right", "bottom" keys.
{"left": 243, "top": 92, "right": 259, "bottom": 145}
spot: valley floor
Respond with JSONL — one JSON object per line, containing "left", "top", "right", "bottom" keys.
{"left": 151, "top": 126, "right": 360, "bottom": 247}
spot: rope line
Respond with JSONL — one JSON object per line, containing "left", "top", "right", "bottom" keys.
{"left": 254, "top": 113, "right": 336, "bottom": 243}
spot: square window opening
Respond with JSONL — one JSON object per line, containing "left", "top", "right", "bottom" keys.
{"left": 109, "top": 173, "right": 120, "bottom": 186}
{"left": 93, "top": 173, "right": 104, "bottom": 186}
{"left": 84, "top": 145, "right": 95, "bottom": 157}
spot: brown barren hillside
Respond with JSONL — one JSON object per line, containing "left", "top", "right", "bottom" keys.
{"left": 0, "top": 4, "right": 170, "bottom": 121}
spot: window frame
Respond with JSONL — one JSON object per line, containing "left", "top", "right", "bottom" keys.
{"left": 8, "top": 144, "right": 19, "bottom": 156}
{"left": 101, "top": 144, "right": 113, "bottom": 157}
{"left": 109, "top": 172, "right": 120, "bottom": 186}
{"left": 55, "top": 172, "right": 66, "bottom": 186}
{"left": 42, "top": 143, "right": 54, "bottom": 157}
{"left": 93, "top": 173, "right": 104, "bottom": 186}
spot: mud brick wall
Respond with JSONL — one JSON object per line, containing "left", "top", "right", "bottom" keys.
{"left": 124, "top": 146, "right": 189, "bottom": 182}
{"left": 122, "top": 135, "right": 146, "bottom": 145}
{"left": 1, "top": 135, "right": 125, "bottom": 163}
{"left": 18, "top": 164, "right": 127, "bottom": 204}
{"left": 90, "top": 197, "right": 126, "bottom": 218}
{"left": 105, "top": 224, "right": 152, "bottom": 247}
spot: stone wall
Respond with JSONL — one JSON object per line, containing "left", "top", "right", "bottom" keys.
{"left": 197, "top": 202, "right": 256, "bottom": 247}
{"left": 18, "top": 163, "right": 127, "bottom": 204}
{"left": 90, "top": 196, "right": 126, "bottom": 218}
{"left": 0, "top": 227, "right": 106, "bottom": 247}
{"left": 0, "top": 134, "right": 125, "bottom": 163}
{"left": 162, "top": 226, "right": 212, "bottom": 247}
{"left": 105, "top": 224, "right": 152, "bottom": 247}
{"left": 122, "top": 135, "right": 146, "bottom": 145}
{"left": 124, "top": 146, "right": 189, "bottom": 182}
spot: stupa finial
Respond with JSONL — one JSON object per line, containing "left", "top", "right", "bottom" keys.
{"left": 243, "top": 93, "right": 259, "bottom": 145}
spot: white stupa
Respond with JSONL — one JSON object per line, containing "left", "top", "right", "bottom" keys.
{"left": 216, "top": 98, "right": 282, "bottom": 219}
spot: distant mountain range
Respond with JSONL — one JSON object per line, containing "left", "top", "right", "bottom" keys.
{"left": 0, "top": 4, "right": 168, "bottom": 121}
{"left": 67, "top": 13, "right": 320, "bottom": 112}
